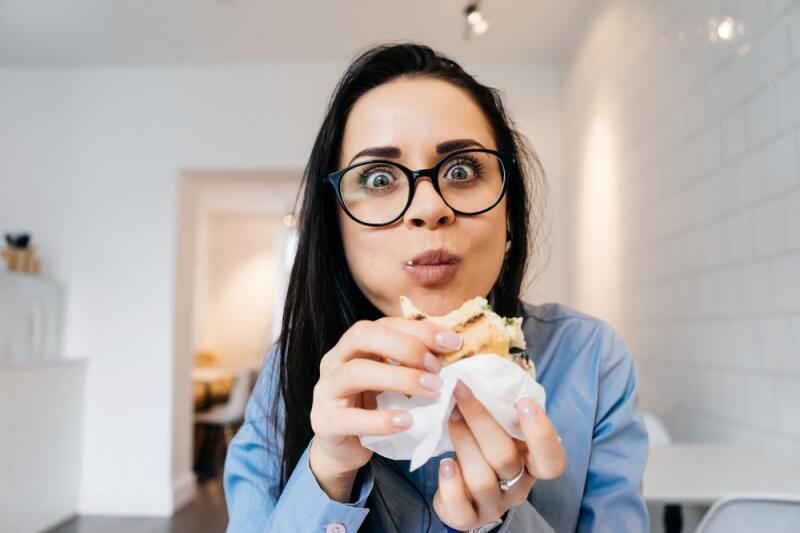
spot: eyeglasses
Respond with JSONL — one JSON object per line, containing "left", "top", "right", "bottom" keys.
{"left": 325, "top": 147, "right": 514, "bottom": 227}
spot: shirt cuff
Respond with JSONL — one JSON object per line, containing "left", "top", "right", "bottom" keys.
{"left": 269, "top": 442, "right": 374, "bottom": 531}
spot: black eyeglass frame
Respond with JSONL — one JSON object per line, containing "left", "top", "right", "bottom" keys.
{"left": 324, "top": 147, "right": 516, "bottom": 227}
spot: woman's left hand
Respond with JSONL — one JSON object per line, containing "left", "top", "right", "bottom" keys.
{"left": 432, "top": 381, "right": 567, "bottom": 531}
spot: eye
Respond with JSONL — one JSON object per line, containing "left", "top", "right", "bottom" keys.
{"left": 359, "top": 166, "right": 397, "bottom": 189}
{"left": 444, "top": 156, "right": 484, "bottom": 181}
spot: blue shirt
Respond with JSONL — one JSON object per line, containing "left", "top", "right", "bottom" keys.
{"left": 224, "top": 301, "right": 650, "bottom": 532}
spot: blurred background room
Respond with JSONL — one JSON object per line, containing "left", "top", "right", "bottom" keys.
{"left": 1, "top": 1, "right": 799, "bottom": 532}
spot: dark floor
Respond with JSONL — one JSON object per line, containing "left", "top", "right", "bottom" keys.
{"left": 47, "top": 477, "right": 228, "bottom": 533}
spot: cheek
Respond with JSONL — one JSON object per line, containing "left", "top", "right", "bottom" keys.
{"left": 338, "top": 211, "right": 395, "bottom": 286}
{"left": 465, "top": 201, "right": 508, "bottom": 282}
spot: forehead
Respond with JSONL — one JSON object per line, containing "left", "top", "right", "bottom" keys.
{"left": 339, "top": 77, "right": 495, "bottom": 167}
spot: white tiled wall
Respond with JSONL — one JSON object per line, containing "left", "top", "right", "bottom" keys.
{"left": 563, "top": 0, "right": 800, "bottom": 470}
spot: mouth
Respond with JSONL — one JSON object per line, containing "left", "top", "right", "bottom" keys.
{"left": 404, "top": 249, "right": 462, "bottom": 286}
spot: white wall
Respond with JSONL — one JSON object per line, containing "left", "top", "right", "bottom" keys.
{"left": 200, "top": 214, "right": 279, "bottom": 368}
{"left": 563, "top": 0, "right": 800, "bottom": 473}
{"left": 0, "top": 58, "right": 564, "bottom": 514}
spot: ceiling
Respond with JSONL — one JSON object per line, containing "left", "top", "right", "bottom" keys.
{"left": 0, "top": 0, "right": 592, "bottom": 67}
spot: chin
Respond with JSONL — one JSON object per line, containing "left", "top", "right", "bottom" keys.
{"left": 393, "top": 286, "right": 484, "bottom": 317}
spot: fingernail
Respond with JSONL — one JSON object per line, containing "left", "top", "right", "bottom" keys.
{"left": 419, "top": 373, "right": 444, "bottom": 391}
{"left": 450, "top": 406, "right": 462, "bottom": 422}
{"left": 435, "top": 331, "right": 462, "bottom": 350}
{"left": 454, "top": 380, "right": 472, "bottom": 400}
{"left": 391, "top": 412, "right": 413, "bottom": 428}
{"left": 423, "top": 352, "right": 442, "bottom": 373}
{"left": 517, "top": 397, "right": 540, "bottom": 418}
{"left": 440, "top": 458, "right": 456, "bottom": 479}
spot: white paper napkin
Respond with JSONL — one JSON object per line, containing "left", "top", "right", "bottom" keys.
{"left": 360, "top": 353, "right": 547, "bottom": 471}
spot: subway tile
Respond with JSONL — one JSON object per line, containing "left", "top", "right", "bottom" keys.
{"left": 776, "top": 377, "right": 800, "bottom": 437}
{"left": 759, "top": 316, "right": 796, "bottom": 373}
{"left": 791, "top": 316, "right": 800, "bottom": 370}
{"left": 763, "top": 132, "right": 798, "bottom": 196}
{"left": 788, "top": 2, "right": 800, "bottom": 61}
{"left": 753, "top": 197, "right": 785, "bottom": 256}
{"left": 736, "top": 149, "right": 765, "bottom": 206}
{"left": 776, "top": 64, "right": 800, "bottom": 130}
{"left": 720, "top": 107, "right": 747, "bottom": 162}
{"left": 746, "top": 374, "right": 778, "bottom": 431}
{"left": 771, "top": 251, "right": 800, "bottom": 312}
{"left": 718, "top": 267, "right": 743, "bottom": 315}
{"left": 728, "top": 208, "right": 755, "bottom": 262}
{"left": 770, "top": 0, "right": 797, "bottom": 17}
{"left": 727, "top": 318, "right": 761, "bottom": 370}
{"left": 757, "top": 22, "right": 792, "bottom": 81}
{"left": 702, "top": 128, "right": 723, "bottom": 176}
{"left": 707, "top": 220, "right": 730, "bottom": 267}
{"left": 746, "top": 87, "right": 779, "bottom": 147}
{"left": 741, "top": 260, "right": 773, "bottom": 313}
{"left": 785, "top": 188, "right": 800, "bottom": 250}
{"left": 728, "top": 47, "right": 760, "bottom": 102}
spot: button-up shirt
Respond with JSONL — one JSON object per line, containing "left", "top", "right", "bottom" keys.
{"left": 224, "top": 300, "right": 650, "bottom": 532}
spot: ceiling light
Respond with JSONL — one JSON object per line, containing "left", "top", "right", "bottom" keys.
{"left": 708, "top": 15, "right": 744, "bottom": 43}
{"left": 464, "top": 2, "right": 490, "bottom": 37}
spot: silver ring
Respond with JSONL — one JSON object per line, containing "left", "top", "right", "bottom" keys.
{"left": 498, "top": 460, "right": 526, "bottom": 492}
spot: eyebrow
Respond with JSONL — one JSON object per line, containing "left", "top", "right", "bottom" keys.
{"left": 346, "top": 138, "right": 486, "bottom": 166}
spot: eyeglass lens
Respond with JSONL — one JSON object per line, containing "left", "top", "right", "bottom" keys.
{"left": 338, "top": 150, "right": 505, "bottom": 225}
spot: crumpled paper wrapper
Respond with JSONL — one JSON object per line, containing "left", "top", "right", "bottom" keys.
{"left": 360, "top": 353, "right": 547, "bottom": 471}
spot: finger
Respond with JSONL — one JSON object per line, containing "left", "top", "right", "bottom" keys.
{"left": 329, "top": 357, "right": 443, "bottom": 398}
{"left": 325, "top": 320, "right": 436, "bottom": 371}
{"left": 318, "top": 407, "right": 414, "bottom": 437}
{"left": 448, "top": 406, "right": 504, "bottom": 515}
{"left": 453, "top": 380, "right": 522, "bottom": 480}
{"left": 516, "top": 396, "right": 567, "bottom": 479}
{"left": 433, "top": 458, "right": 478, "bottom": 531}
{"left": 376, "top": 316, "right": 463, "bottom": 355}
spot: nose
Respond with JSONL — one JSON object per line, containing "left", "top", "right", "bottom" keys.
{"left": 403, "top": 177, "right": 455, "bottom": 229}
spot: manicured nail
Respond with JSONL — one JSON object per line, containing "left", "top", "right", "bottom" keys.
{"left": 440, "top": 458, "right": 456, "bottom": 479}
{"left": 419, "top": 373, "right": 444, "bottom": 391}
{"left": 391, "top": 412, "right": 413, "bottom": 428}
{"left": 423, "top": 352, "right": 442, "bottom": 373}
{"left": 450, "top": 406, "right": 462, "bottom": 422}
{"left": 454, "top": 380, "right": 472, "bottom": 400}
{"left": 517, "top": 397, "right": 540, "bottom": 418}
{"left": 435, "top": 331, "right": 462, "bottom": 350}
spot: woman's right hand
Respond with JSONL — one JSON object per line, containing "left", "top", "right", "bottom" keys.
{"left": 309, "top": 317, "right": 462, "bottom": 500}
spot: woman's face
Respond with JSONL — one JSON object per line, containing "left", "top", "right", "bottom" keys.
{"left": 337, "top": 76, "right": 508, "bottom": 317}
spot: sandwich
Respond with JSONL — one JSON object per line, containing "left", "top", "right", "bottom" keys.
{"left": 400, "top": 295, "right": 533, "bottom": 374}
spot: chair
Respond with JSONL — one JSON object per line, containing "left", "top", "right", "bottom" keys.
{"left": 642, "top": 411, "right": 681, "bottom": 532}
{"left": 695, "top": 496, "right": 800, "bottom": 533}
{"left": 195, "top": 369, "right": 253, "bottom": 443}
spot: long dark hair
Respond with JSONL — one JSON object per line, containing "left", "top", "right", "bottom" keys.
{"left": 272, "top": 41, "right": 547, "bottom": 531}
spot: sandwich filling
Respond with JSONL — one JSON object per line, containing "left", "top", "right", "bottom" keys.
{"left": 399, "top": 295, "right": 532, "bottom": 373}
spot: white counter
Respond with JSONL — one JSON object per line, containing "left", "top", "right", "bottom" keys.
{"left": 0, "top": 358, "right": 86, "bottom": 533}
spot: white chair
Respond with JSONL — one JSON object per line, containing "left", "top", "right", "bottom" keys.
{"left": 195, "top": 369, "right": 254, "bottom": 443}
{"left": 695, "top": 496, "right": 800, "bottom": 533}
{"left": 642, "top": 411, "right": 681, "bottom": 532}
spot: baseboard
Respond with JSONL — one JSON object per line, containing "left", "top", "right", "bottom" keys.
{"left": 172, "top": 470, "right": 198, "bottom": 512}
{"left": 79, "top": 472, "right": 197, "bottom": 516}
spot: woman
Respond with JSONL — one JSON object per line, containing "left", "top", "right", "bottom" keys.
{"left": 224, "top": 42, "right": 649, "bottom": 532}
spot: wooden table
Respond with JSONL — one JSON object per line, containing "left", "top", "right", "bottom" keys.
{"left": 191, "top": 365, "right": 245, "bottom": 385}
{"left": 644, "top": 443, "right": 800, "bottom": 532}
{"left": 191, "top": 365, "right": 253, "bottom": 411}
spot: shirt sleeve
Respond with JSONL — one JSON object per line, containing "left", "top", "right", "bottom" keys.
{"left": 223, "top": 347, "right": 376, "bottom": 533}
{"left": 577, "top": 324, "right": 650, "bottom": 532}
{"left": 497, "top": 502, "right": 556, "bottom": 532}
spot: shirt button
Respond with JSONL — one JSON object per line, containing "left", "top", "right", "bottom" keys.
{"left": 325, "top": 523, "right": 346, "bottom": 533}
